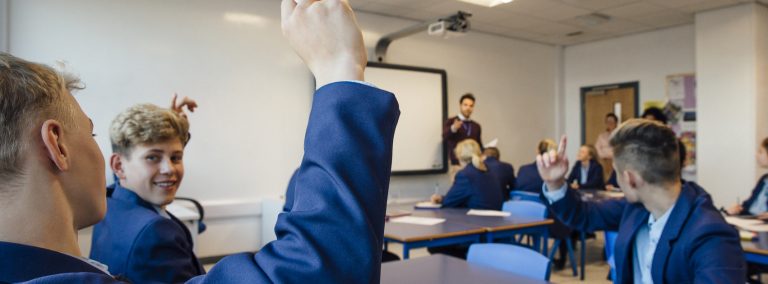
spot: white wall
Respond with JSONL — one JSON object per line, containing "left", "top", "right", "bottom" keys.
{"left": 696, "top": 3, "right": 768, "bottom": 207}
{"left": 359, "top": 14, "right": 558, "bottom": 199}
{"left": 562, "top": 25, "right": 696, "bottom": 160}
{"left": 0, "top": 0, "right": 7, "bottom": 52}
{"left": 9, "top": 0, "right": 558, "bottom": 256}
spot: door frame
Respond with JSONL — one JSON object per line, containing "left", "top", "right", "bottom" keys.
{"left": 580, "top": 81, "right": 640, "bottom": 145}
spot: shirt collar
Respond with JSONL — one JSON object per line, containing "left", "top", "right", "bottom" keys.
{"left": 458, "top": 113, "right": 471, "bottom": 121}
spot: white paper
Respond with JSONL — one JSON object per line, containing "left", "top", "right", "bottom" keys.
{"left": 415, "top": 201, "right": 442, "bottom": 209}
{"left": 724, "top": 216, "right": 768, "bottom": 232}
{"left": 484, "top": 138, "right": 499, "bottom": 148}
{"left": 390, "top": 216, "right": 446, "bottom": 226}
{"left": 467, "top": 209, "right": 511, "bottom": 217}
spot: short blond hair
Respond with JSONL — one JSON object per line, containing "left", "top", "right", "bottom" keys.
{"left": 0, "top": 53, "right": 82, "bottom": 181}
{"left": 110, "top": 104, "right": 190, "bottom": 156}
{"left": 455, "top": 139, "right": 486, "bottom": 172}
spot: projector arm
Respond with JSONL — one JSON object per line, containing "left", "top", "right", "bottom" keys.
{"left": 374, "top": 11, "right": 471, "bottom": 62}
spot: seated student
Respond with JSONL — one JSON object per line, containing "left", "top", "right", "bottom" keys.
{"left": 566, "top": 144, "right": 605, "bottom": 190}
{"left": 538, "top": 120, "right": 745, "bottom": 283}
{"left": 514, "top": 139, "right": 556, "bottom": 193}
{"left": 482, "top": 147, "right": 516, "bottom": 200}
{"left": 606, "top": 170, "right": 620, "bottom": 191}
{"left": 726, "top": 137, "right": 768, "bottom": 217}
{"left": 89, "top": 98, "right": 202, "bottom": 283}
{"left": 0, "top": 1, "right": 401, "bottom": 283}
{"left": 431, "top": 139, "right": 503, "bottom": 210}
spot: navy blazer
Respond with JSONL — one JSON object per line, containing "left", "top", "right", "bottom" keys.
{"left": 544, "top": 182, "right": 745, "bottom": 283}
{"left": 484, "top": 157, "right": 516, "bottom": 200}
{"left": 442, "top": 163, "right": 503, "bottom": 210}
{"left": 514, "top": 162, "right": 543, "bottom": 193}
{"left": 0, "top": 82, "right": 400, "bottom": 283}
{"left": 566, "top": 159, "right": 605, "bottom": 190}
{"left": 90, "top": 184, "right": 204, "bottom": 283}
{"left": 607, "top": 170, "right": 619, "bottom": 188}
{"left": 739, "top": 174, "right": 768, "bottom": 215}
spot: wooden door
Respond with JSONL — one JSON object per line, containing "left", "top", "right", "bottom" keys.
{"left": 582, "top": 83, "right": 638, "bottom": 146}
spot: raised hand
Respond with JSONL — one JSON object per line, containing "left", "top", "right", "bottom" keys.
{"left": 536, "top": 135, "right": 569, "bottom": 190}
{"left": 170, "top": 93, "right": 197, "bottom": 119}
{"left": 281, "top": 0, "right": 366, "bottom": 88}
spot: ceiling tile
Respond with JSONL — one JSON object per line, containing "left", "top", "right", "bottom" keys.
{"left": 497, "top": 0, "right": 566, "bottom": 13}
{"left": 559, "top": 0, "right": 644, "bottom": 11}
{"left": 529, "top": 4, "right": 593, "bottom": 21}
{"left": 525, "top": 22, "right": 582, "bottom": 36}
{"left": 630, "top": 10, "right": 694, "bottom": 27}
{"left": 677, "top": 0, "right": 741, "bottom": 13}
{"left": 601, "top": 2, "right": 668, "bottom": 18}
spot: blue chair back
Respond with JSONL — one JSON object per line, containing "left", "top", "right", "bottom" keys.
{"left": 510, "top": 191, "right": 541, "bottom": 202}
{"left": 604, "top": 231, "right": 619, "bottom": 281}
{"left": 468, "top": 243, "right": 551, "bottom": 281}
{"left": 502, "top": 200, "right": 546, "bottom": 219}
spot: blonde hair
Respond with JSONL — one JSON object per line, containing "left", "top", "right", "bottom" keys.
{"left": 0, "top": 53, "right": 82, "bottom": 181}
{"left": 537, "top": 139, "right": 556, "bottom": 155}
{"left": 110, "top": 104, "right": 190, "bottom": 156}
{"left": 582, "top": 144, "right": 598, "bottom": 160}
{"left": 454, "top": 139, "right": 486, "bottom": 172}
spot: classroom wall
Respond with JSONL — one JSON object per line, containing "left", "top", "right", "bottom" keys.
{"left": 696, "top": 3, "right": 768, "bottom": 208}
{"left": 562, "top": 25, "right": 696, "bottom": 163}
{"left": 8, "top": 0, "right": 558, "bottom": 256}
{"left": 359, "top": 14, "right": 559, "bottom": 201}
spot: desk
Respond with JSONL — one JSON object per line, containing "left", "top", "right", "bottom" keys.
{"left": 413, "top": 208, "right": 553, "bottom": 253}
{"left": 381, "top": 254, "right": 549, "bottom": 284}
{"left": 384, "top": 208, "right": 553, "bottom": 259}
{"left": 743, "top": 240, "right": 768, "bottom": 265}
{"left": 384, "top": 220, "right": 485, "bottom": 259}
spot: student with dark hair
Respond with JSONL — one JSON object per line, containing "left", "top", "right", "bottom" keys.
{"left": 0, "top": 1, "right": 402, "bottom": 283}
{"left": 483, "top": 147, "right": 516, "bottom": 200}
{"left": 538, "top": 120, "right": 745, "bottom": 283}
{"left": 566, "top": 144, "right": 605, "bottom": 190}
{"left": 642, "top": 107, "right": 668, "bottom": 125}
{"left": 443, "top": 93, "right": 482, "bottom": 180}
{"left": 514, "top": 139, "right": 556, "bottom": 193}
{"left": 726, "top": 137, "right": 768, "bottom": 217}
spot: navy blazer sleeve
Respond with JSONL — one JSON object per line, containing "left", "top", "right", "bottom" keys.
{"left": 566, "top": 162, "right": 580, "bottom": 186}
{"left": 126, "top": 219, "right": 202, "bottom": 283}
{"left": 740, "top": 175, "right": 768, "bottom": 215}
{"left": 688, "top": 220, "right": 747, "bottom": 283}
{"left": 189, "top": 82, "right": 399, "bottom": 284}
{"left": 442, "top": 171, "right": 472, "bottom": 208}
{"left": 544, "top": 188, "right": 626, "bottom": 232}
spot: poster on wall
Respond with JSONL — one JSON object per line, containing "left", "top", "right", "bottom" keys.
{"left": 666, "top": 73, "right": 697, "bottom": 181}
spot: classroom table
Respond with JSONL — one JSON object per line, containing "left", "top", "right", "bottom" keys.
{"left": 384, "top": 208, "right": 552, "bottom": 259}
{"left": 380, "top": 254, "right": 550, "bottom": 284}
{"left": 384, "top": 219, "right": 486, "bottom": 259}
{"left": 412, "top": 208, "right": 553, "bottom": 254}
{"left": 743, "top": 238, "right": 768, "bottom": 265}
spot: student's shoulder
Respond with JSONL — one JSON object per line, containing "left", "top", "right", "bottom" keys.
{"left": 105, "top": 196, "right": 162, "bottom": 223}
{"left": 23, "top": 273, "right": 120, "bottom": 284}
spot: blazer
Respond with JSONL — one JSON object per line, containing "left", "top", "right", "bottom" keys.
{"left": 442, "top": 116, "right": 482, "bottom": 165}
{"left": 484, "top": 156, "right": 516, "bottom": 200}
{"left": 90, "top": 184, "right": 204, "bottom": 283}
{"left": 566, "top": 159, "right": 605, "bottom": 190}
{"left": 544, "top": 182, "right": 746, "bottom": 283}
{"left": 739, "top": 174, "right": 768, "bottom": 215}
{"left": 0, "top": 82, "right": 400, "bottom": 284}
{"left": 514, "top": 162, "right": 543, "bottom": 193}
{"left": 607, "top": 170, "right": 619, "bottom": 188}
{"left": 442, "top": 163, "right": 504, "bottom": 210}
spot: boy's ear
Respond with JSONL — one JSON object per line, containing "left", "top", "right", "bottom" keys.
{"left": 110, "top": 154, "right": 126, "bottom": 180}
{"left": 40, "top": 119, "right": 70, "bottom": 171}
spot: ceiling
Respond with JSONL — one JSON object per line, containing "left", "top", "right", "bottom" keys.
{"left": 351, "top": 0, "right": 767, "bottom": 45}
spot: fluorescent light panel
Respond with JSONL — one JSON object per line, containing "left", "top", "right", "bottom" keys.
{"left": 456, "top": 0, "right": 513, "bottom": 8}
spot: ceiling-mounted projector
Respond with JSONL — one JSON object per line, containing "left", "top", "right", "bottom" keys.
{"left": 428, "top": 11, "right": 472, "bottom": 39}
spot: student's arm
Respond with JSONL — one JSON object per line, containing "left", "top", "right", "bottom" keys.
{"left": 442, "top": 172, "right": 472, "bottom": 208}
{"left": 689, "top": 220, "right": 746, "bottom": 283}
{"left": 537, "top": 136, "right": 624, "bottom": 232}
{"left": 126, "top": 219, "right": 202, "bottom": 283}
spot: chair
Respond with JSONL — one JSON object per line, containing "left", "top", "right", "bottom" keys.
{"left": 501, "top": 200, "right": 547, "bottom": 252}
{"left": 510, "top": 191, "right": 542, "bottom": 202}
{"left": 604, "top": 231, "right": 619, "bottom": 281}
{"left": 468, "top": 243, "right": 551, "bottom": 281}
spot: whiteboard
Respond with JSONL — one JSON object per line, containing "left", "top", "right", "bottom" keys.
{"left": 364, "top": 63, "right": 447, "bottom": 175}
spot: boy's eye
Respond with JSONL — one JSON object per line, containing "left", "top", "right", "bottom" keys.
{"left": 146, "top": 155, "right": 159, "bottom": 162}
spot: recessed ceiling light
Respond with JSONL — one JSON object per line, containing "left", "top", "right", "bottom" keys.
{"left": 456, "top": 0, "right": 514, "bottom": 8}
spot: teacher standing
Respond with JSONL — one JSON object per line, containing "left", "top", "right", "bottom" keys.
{"left": 443, "top": 93, "right": 482, "bottom": 180}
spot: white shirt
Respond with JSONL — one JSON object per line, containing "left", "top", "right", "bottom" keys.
{"left": 541, "top": 184, "right": 676, "bottom": 284}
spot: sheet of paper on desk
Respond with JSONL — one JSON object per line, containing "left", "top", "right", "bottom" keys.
{"left": 415, "top": 201, "right": 442, "bottom": 209}
{"left": 725, "top": 216, "right": 768, "bottom": 231}
{"left": 467, "top": 209, "right": 511, "bottom": 217}
{"left": 390, "top": 216, "right": 446, "bottom": 226}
